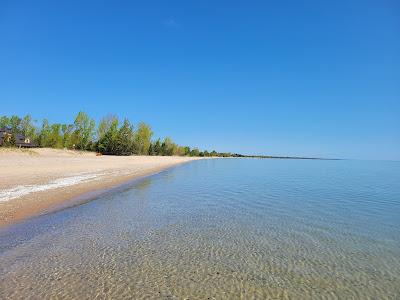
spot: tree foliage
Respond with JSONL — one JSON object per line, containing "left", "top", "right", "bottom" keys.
{"left": 116, "top": 119, "right": 135, "bottom": 155}
{"left": 96, "top": 118, "right": 119, "bottom": 155}
{"left": 97, "top": 114, "right": 118, "bottom": 140}
{"left": 73, "top": 111, "right": 95, "bottom": 150}
{"left": 1, "top": 112, "right": 235, "bottom": 157}
{"left": 135, "top": 122, "right": 153, "bottom": 155}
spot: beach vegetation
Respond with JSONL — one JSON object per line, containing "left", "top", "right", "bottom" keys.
{"left": 116, "top": 119, "right": 135, "bottom": 155}
{"left": 135, "top": 122, "right": 153, "bottom": 155}
{"left": 73, "top": 111, "right": 96, "bottom": 150}
{"left": 0, "top": 112, "right": 239, "bottom": 157}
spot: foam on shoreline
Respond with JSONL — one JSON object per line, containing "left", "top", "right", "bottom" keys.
{"left": 0, "top": 173, "right": 104, "bottom": 203}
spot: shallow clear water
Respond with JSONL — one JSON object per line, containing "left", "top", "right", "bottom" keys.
{"left": 1, "top": 159, "right": 400, "bottom": 299}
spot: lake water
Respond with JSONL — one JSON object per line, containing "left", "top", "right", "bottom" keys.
{"left": 1, "top": 159, "right": 400, "bottom": 299}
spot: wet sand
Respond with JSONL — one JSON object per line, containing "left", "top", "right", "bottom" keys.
{"left": 0, "top": 148, "right": 201, "bottom": 227}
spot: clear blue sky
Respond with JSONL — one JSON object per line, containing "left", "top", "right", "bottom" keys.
{"left": 1, "top": 0, "right": 399, "bottom": 159}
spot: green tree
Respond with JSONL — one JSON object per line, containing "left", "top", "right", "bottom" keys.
{"left": 49, "top": 124, "right": 63, "bottom": 148}
{"left": 153, "top": 139, "right": 161, "bottom": 155}
{"left": 97, "top": 114, "right": 118, "bottom": 140}
{"left": 61, "top": 124, "right": 74, "bottom": 148}
{"left": 97, "top": 118, "right": 119, "bottom": 154}
{"left": 0, "top": 116, "right": 10, "bottom": 128}
{"left": 39, "top": 119, "right": 51, "bottom": 147}
{"left": 116, "top": 119, "right": 134, "bottom": 155}
{"left": 190, "top": 148, "right": 200, "bottom": 157}
{"left": 175, "top": 146, "right": 184, "bottom": 156}
{"left": 161, "top": 137, "right": 177, "bottom": 156}
{"left": 183, "top": 146, "right": 191, "bottom": 156}
{"left": 135, "top": 122, "right": 153, "bottom": 155}
{"left": 148, "top": 142, "right": 155, "bottom": 155}
{"left": 20, "top": 115, "right": 37, "bottom": 140}
{"left": 73, "top": 111, "right": 95, "bottom": 150}
{"left": 170, "top": 143, "right": 179, "bottom": 155}
{"left": 9, "top": 115, "right": 21, "bottom": 134}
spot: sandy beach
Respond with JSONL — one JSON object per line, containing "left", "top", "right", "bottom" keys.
{"left": 0, "top": 148, "right": 202, "bottom": 227}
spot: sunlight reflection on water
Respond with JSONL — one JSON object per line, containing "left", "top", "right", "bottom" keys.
{"left": 1, "top": 159, "right": 400, "bottom": 299}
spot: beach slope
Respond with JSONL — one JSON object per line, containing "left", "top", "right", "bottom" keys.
{"left": 0, "top": 148, "right": 201, "bottom": 227}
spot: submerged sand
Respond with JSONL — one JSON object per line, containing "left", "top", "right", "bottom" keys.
{"left": 0, "top": 148, "right": 201, "bottom": 227}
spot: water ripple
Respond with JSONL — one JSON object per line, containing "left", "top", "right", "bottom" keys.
{"left": 1, "top": 159, "right": 400, "bottom": 299}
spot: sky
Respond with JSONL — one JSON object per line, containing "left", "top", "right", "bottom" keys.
{"left": 0, "top": 0, "right": 399, "bottom": 160}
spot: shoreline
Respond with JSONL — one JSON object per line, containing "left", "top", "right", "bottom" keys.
{"left": 0, "top": 148, "right": 203, "bottom": 227}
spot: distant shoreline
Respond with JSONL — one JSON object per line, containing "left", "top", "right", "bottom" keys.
{"left": 0, "top": 148, "right": 339, "bottom": 227}
{"left": 233, "top": 154, "right": 341, "bottom": 160}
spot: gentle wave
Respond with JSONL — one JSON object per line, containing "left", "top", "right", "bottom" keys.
{"left": 0, "top": 173, "right": 104, "bottom": 202}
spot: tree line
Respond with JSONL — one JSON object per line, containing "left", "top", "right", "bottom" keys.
{"left": 0, "top": 112, "right": 236, "bottom": 157}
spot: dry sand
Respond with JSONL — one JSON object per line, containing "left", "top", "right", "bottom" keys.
{"left": 0, "top": 148, "right": 202, "bottom": 227}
